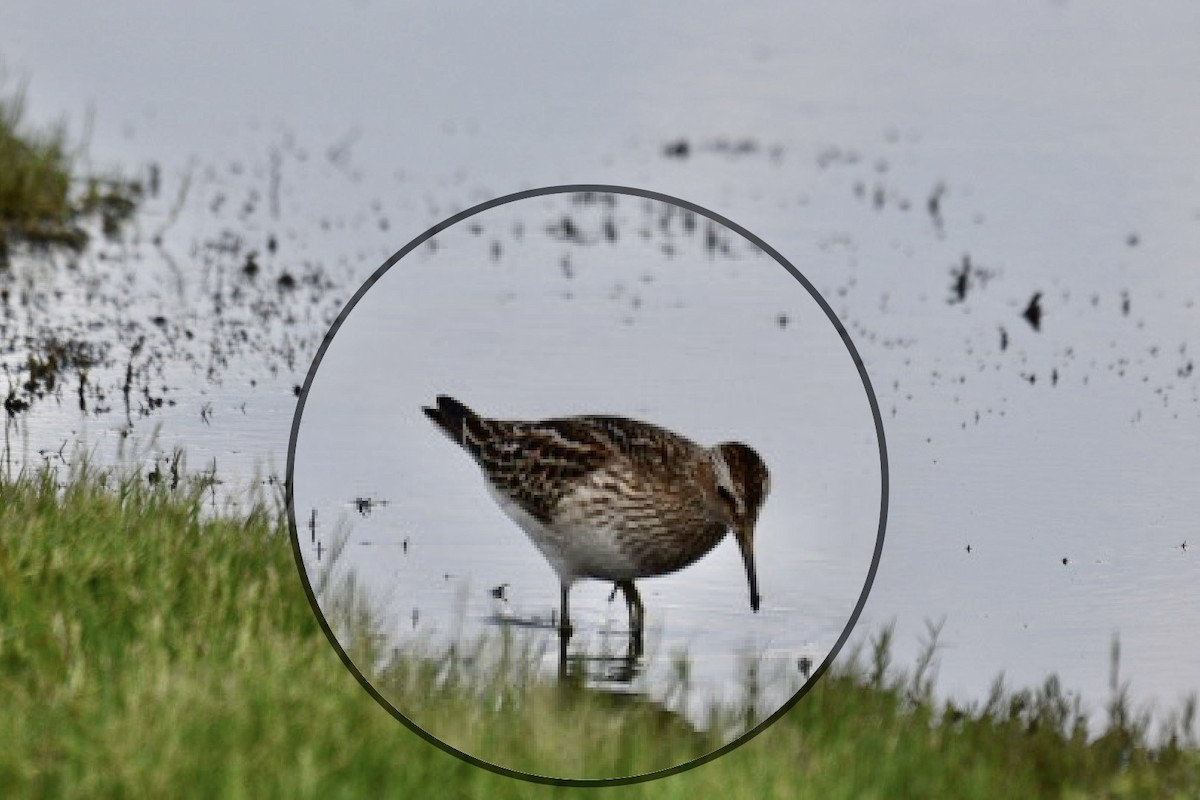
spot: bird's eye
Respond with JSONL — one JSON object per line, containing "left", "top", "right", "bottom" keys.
{"left": 717, "top": 485, "right": 736, "bottom": 509}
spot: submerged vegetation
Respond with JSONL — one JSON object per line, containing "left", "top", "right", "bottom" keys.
{"left": 1, "top": 462, "right": 1197, "bottom": 796}
{"left": 0, "top": 83, "right": 140, "bottom": 266}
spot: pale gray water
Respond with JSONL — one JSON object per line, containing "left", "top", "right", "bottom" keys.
{"left": 5, "top": 0, "right": 1199, "bottom": 759}
{"left": 291, "top": 190, "right": 884, "bottom": 733}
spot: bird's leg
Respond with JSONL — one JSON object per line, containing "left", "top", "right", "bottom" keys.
{"left": 617, "top": 579, "right": 644, "bottom": 655}
{"left": 559, "top": 581, "right": 573, "bottom": 641}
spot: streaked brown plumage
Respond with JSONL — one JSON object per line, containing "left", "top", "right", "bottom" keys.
{"left": 422, "top": 395, "right": 770, "bottom": 647}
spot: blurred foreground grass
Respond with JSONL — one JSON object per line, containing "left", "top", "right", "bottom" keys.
{"left": 1, "top": 462, "right": 1197, "bottom": 797}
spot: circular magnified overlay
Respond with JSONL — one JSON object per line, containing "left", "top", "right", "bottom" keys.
{"left": 287, "top": 185, "right": 887, "bottom": 784}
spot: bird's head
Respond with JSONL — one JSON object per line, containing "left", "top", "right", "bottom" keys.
{"left": 708, "top": 442, "right": 770, "bottom": 612}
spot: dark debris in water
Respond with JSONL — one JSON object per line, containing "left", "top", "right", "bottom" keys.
{"left": 352, "top": 496, "right": 390, "bottom": 517}
{"left": 1, "top": 167, "right": 346, "bottom": 437}
{"left": 3, "top": 336, "right": 108, "bottom": 418}
{"left": 1022, "top": 292, "right": 1043, "bottom": 331}
{"left": 950, "top": 256, "right": 971, "bottom": 304}
{"left": 927, "top": 182, "right": 946, "bottom": 232}
{"left": 657, "top": 136, "right": 779, "bottom": 162}
{"left": 662, "top": 139, "right": 690, "bottom": 159}
{"left": 5, "top": 124, "right": 1196, "bottom": 486}
{"left": 547, "top": 215, "right": 584, "bottom": 243}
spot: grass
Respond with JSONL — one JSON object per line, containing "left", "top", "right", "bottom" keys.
{"left": 1, "top": 462, "right": 1198, "bottom": 797}
{"left": 330, "top": 592, "right": 734, "bottom": 779}
{"left": 0, "top": 82, "right": 140, "bottom": 266}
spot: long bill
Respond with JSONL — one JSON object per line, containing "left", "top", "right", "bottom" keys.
{"left": 735, "top": 522, "right": 761, "bottom": 612}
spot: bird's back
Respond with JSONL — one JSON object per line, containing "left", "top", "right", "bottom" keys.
{"left": 424, "top": 396, "right": 705, "bottom": 523}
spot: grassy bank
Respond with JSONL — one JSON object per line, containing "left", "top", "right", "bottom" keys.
{"left": 0, "top": 84, "right": 139, "bottom": 265}
{"left": 1, "top": 465, "right": 1197, "bottom": 797}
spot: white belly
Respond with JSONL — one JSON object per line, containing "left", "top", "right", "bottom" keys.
{"left": 486, "top": 483, "right": 638, "bottom": 583}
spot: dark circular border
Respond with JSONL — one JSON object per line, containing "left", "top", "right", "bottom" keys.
{"left": 285, "top": 184, "right": 889, "bottom": 787}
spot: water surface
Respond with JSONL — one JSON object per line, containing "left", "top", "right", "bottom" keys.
{"left": 4, "top": 0, "right": 1198, "bottom": 745}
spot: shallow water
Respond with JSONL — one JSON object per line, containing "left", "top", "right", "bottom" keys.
{"left": 5, "top": 0, "right": 1199, "bottom": 759}
{"left": 291, "top": 191, "right": 884, "bottom": 732}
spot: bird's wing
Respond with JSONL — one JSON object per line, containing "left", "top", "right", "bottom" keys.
{"left": 465, "top": 417, "right": 620, "bottom": 523}
{"left": 468, "top": 415, "right": 699, "bottom": 522}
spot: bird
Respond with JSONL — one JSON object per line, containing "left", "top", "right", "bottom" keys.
{"left": 422, "top": 395, "right": 770, "bottom": 651}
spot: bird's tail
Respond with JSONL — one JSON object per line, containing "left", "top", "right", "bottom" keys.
{"left": 422, "top": 395, "right": 482, "bottom": 451}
